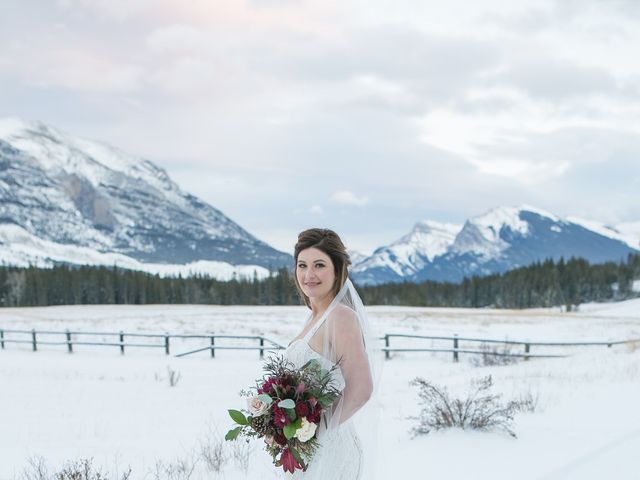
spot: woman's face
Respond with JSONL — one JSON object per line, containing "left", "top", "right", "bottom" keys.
{"left": 296, "top": 247, "right": 336, "bottom": 303}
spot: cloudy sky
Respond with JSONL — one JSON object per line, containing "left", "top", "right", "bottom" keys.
{"left": 2, "top": 0, "right": 640, "bottom": 254}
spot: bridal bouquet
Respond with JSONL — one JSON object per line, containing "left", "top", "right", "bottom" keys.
{"left": 225, "top": 354, "right": 342, "bottom": 474}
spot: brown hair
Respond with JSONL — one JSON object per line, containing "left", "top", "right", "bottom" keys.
{"left": 293, "top": 228, "right": 352, "bottom": 308}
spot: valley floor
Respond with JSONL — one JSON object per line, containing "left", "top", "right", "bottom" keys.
{"left": 1, "top": 299, "right": 639, "bottom": 479}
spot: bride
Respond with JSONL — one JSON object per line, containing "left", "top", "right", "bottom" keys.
{"left": 283, "top": 228, "right": 382, "bottom": 479}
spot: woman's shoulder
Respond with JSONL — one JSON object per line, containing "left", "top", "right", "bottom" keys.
{"left": 327, "top": 304, "right": 358, "bottom": 326}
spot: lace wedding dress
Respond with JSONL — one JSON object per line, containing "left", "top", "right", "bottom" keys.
{"left": 283, "top": 312, "right": 363, "bottom": 479}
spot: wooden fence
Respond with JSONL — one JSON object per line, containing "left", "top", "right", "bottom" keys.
{"left": 1, "top": 327, "right": 637, "bottom": 361}
{"left": 0, "top": 328, "right": 283, "bottom": 359}
{"left": 381, "top": 333, "right": 640, "bottom": 361}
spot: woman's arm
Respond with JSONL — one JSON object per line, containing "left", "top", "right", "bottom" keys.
{"left": 330, "top": 308, "right": 373, "bottom": 426}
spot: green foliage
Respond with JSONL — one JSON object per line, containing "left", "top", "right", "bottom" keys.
{"left": 224, "top": 426, "right": 242, "bottom": 441}
{"left": 228, "top": 409, "right": 248, "bottom": 425}
{"left": 283, "top": 417, "right": 302, "bottom": 440}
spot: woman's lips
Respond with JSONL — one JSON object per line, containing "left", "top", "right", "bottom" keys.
{"left": 305, "top": 282, "right": 320, "bottom": 287}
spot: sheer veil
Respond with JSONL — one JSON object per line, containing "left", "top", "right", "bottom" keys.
{"left": 305, "top": 277, "right": 383, "bottom": 479}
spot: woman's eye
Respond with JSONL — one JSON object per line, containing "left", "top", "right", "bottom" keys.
{"left": 315, "top": 264, "right": 325, "bottom": 268}
{"left": 298, "top": 264, "right": 306, "bottom": 268}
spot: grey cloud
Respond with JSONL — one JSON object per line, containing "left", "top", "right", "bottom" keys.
{"left": 495, "top": 57, "right": 618, "bottom": 101}
{"left": 477, "top": 126, "right": 640, "bottom": 167}
{"left": 264, "top": 25, "right": 502, "bottom": 111}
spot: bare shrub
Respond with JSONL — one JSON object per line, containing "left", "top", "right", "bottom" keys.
{"left": 18, "top": 457, "right": 131, "bottom": 480}
{"left": 513, "top": 388, "right": 540, "bottom": 414}
{"left": 55, "top": 458, "right": 131, "bottom": 480}
{"left": 199, "top": 423, "right": 228, "bottom": 474}
{"left": 167, "top": 366, "right": 182, "bottom": 387}
{"left": 409, "top": 375, "right": 527, "bottom": 438}
{"left": 149, "top": 455, "right": 198, "bottom": 480}
{"left": 470, "top": 342, "right": 521, "bottom": 367}
{"left": 19, "top": 455, "right": 50, "bottom": 480}
{"left": 230, "top": 439, "right": 253, "bottom": 474}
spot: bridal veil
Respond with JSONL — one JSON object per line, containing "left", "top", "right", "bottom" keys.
{"left": 305, "top": 277, "right": 383, "bottom": 479}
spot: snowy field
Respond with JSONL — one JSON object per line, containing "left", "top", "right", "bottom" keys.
{"left": 1, "top": 299, "right": 639, "bottom": 480}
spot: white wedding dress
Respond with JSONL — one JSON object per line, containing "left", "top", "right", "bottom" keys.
{"left": 283, "top": 313, "right": 363, "bottom": 479}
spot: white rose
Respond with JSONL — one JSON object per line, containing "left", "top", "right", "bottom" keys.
{"left": 247, "top": 395, "right": 270, "bottom": 416}
{"left": 294, "top": 416, "right": 318, "bottom": 443}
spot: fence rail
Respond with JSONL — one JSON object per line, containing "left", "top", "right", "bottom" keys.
{"left": 380, "top": 333, "right": 640, "bottom": 361}
{"left": 0, "top": 327, "right": 637, "bottom": 362}
{"left": 0, "top": 328, "right": 285, "bottom": 358}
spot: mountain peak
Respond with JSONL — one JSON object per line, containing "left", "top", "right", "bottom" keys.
{"left": 0, "top": 117, "right": 291, "bottom": 275}
{"left": 410, "top": 219, "right": 462, "bottom": 235}
{"left": 0, "top": 117, "right": 151, "bottom": 179}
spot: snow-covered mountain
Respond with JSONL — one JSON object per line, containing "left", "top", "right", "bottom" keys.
{"left": 566, "top": 216, "right": 640, "bottom": 250}
{"left": 615, "top": 221, "right": 640, "bottom": 250}
{"left": 347, "top": 249, "right": 369, "bottom": 267}
{"left": 351, "top": 205, "right": 640, "bottom": 285}
{"left": 350, "top": 220, "right": 461, "bottom": 285}
{"left": 0, "top": 118, "right": 291, "bottom": 278}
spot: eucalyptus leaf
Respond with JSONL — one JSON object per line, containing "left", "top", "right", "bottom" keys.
{"left": 257, "top": 393, "right": 273, "bottom": 404}
{"left": 286, "top": 407, "right": 297, "bottom": 421}
{"left": 278, "top": 398, "right": 295, "bottom": 409}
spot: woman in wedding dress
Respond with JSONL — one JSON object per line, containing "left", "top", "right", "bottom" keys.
{"left": 283, "top": 228, "right": 382, "bottom": 479}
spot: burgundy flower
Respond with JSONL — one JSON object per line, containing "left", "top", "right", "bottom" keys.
{"left": 281, "top": 448, "right": 302, "bottom": 474}
{"left": 274, "top": 430, "right": 287, "bottom": 446}
{"left": 295, "top": 382, "right": 305, "bottom": 395}
{"left": 280, "top": 374, "right": 294, "bottom": 388}
{"left": 295, "top": 401, "right": 309, "bottom": 418}
{"left": 273, "top": 405, "right": 290, "bottom": 427}
{"left": 259, "top": 377, "right": 277, "bottom": 394}
{"left": 307, "top": 403, "right": 322, "bottom": 423}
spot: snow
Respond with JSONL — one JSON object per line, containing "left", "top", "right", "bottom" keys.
{"left": 0, "top": 224, "right": 270, "bottom": 281}
{"left": 446, "top": 205, "right": 542, "bottom": 258}
{"left": 1, "top": 117, "right": 137, "bottom": 176}
{"left": 473, "top": 206, "right": 532, "bottom": 238}
{"left": 614, "top": 221, "right": 640, "bottom": 250}
{"left": 395, "top": 220, "right": 461, "bottom": 262}
{"left": 352, "top": 220, "right": 461, "bottom": 276}
{"left": 516, "top": 203, "right": 561, "bottom": 222}
{"left": 1, "top": 300, "right": 639, "bottom": 479}
{"left": 1, "top": 117, "right": 270, "bottom": 272}
{"left": 567, "top": 216, "right": 639, "bottom": 249}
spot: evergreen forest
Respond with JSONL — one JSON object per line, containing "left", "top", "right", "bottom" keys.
{"left": 1, "top": 253, "right": 639, "bottom": 310}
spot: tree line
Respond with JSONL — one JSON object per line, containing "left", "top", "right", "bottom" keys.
{"left": 1, "top": 253, "right": 639, "bottom": 309}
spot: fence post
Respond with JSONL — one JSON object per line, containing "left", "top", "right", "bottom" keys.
{"left": 0, "top": 329, "right": 4, "bottom": 349}
{"left": 165, "top": 333, "right": 170, "bottom": 355}
{"left": 32, "top": 329, "right": 37, "bottom": 352}
{"left": 259, "top": 336, "right": 264, "bottom": 359}
{"left": 524, "top": 343, "right": 530, "bottom": 361}
{"left": 210, "top": 335, "right": 215, "bottom": 358}
{"left": 384, "top": 334, "right": 390, "bottom": 360}
{"left": 453, "top": 334, "right": 458, "bottom": 362}
{"left": 119, "top": 331, "right": 125, "bottom": 355}
{"left": 66, "top": 329, "right": 73, "bottom": 353}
